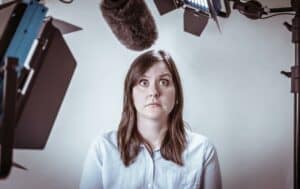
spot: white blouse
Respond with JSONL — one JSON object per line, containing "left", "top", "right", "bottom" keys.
{"left": 80, "top": 129, "right": 222, "bottom": 189}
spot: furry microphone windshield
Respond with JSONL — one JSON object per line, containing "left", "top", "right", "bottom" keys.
{"left": 100, "top": 0, "right": 158, "bottom": 51}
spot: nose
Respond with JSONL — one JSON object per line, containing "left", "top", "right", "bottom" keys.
{"left": 148, "top": 82, "right": 160, "bottom": 98}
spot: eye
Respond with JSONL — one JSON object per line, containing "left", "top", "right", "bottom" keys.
{"left": 139, "top": 79, "right": 149, "bottom": 87}
{"left": 160, "top": 79, "right": 169, "bottom": 86}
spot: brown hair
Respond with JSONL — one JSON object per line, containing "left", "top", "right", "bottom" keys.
{"left": 117, "top": 50, "right": 187, "bottom": 166}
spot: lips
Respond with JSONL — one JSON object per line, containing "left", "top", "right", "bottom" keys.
{"left": 146, "top": 102, "right": 161, "bottom": 107}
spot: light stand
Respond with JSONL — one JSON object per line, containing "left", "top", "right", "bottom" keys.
{"left": 264, "top": 0, "right": 300, "bottom": 189}
{"left": 280, "top": 1, "right": 300, "bottom": 188}
{"left": 292, "top": 2, "right": 300, "bottom": 188}
{"left": 230, "top": 0, "right": 299, "bottom": 188}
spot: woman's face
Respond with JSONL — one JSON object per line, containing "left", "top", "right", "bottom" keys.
{"left": 132, "top": 61, "right": 176, "bottom": 121}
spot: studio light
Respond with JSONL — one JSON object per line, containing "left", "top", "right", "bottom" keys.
{"left": 0, "top": 0, "right": 81, "bottom": 178}
{"left": 183, "top": 0, "right": 210, "bottom": 36}
{"left": 153, "top": 0, "right": 230, "bottom": 36}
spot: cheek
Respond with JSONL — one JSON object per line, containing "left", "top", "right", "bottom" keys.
{"left": 132, "top": 88, "right": 144, "bottom": 108}
{"left": 164, "top": 88, "right": 176, "bottom": 106}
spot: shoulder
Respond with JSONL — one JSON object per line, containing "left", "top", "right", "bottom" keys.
{"left": 184, "top": 129, "right": 217, "bottom": 161}
{"left": 90, "top": 130, "right": 118, "bottom": 153}
{"left": 185, "top": 129, "right": 213, "bottom": 149}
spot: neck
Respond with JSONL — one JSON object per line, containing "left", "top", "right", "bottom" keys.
{"left": 137, "top": 116, "right": 168, "bottom": 150}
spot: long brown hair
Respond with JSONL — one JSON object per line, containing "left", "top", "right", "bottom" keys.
{"left": 117, "top": 50, "right": 186, "bottom": 166}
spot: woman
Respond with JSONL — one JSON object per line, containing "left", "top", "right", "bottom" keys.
{"left": 80, "top": 50, "right": 222, "bottom": 189}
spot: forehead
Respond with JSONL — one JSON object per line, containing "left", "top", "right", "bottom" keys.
{"left": 143, "top": 62, "right": 171, "bottom": 77}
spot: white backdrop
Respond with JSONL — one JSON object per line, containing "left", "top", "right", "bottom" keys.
{"left": 0, "top": 0, "right": 294, "bottom": 188}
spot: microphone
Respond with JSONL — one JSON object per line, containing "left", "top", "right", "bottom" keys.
{"left": 100, "top": 0, "right": 158, "bottom": 51}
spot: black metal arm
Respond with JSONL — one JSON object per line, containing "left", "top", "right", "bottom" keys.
{"left": 0, "top": 57, "right": 18, "bottom": 179}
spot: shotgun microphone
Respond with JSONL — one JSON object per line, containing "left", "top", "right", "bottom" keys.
{"left": 100, "top": 0, "right": 158, "bottom": 51}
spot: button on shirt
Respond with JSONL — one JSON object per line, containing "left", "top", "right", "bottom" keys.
{"left": 80, "top": 130, "right": 222, "bottom": 189}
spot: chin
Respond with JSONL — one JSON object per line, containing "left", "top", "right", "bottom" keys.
{"left": 143, "top": 111, "right": 167, "bottom": 120}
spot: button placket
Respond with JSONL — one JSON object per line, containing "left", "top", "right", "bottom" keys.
{"left": 144, "top": 149, "right": 155, "bottom": 189}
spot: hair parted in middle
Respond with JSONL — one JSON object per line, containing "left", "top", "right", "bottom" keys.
{"left": 117, "top": 49, "right": 187, "bottom": 166}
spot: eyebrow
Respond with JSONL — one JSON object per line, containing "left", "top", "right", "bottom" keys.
{"left": 142, "top": 73, "right": 172, "bottom": 78}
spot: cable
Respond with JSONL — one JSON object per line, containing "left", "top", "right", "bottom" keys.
{"left": 261, "top": 13, "right": 295, "bottom": 19}
{"left": 58, "top": 0, "right": 74, "bottom": 4}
